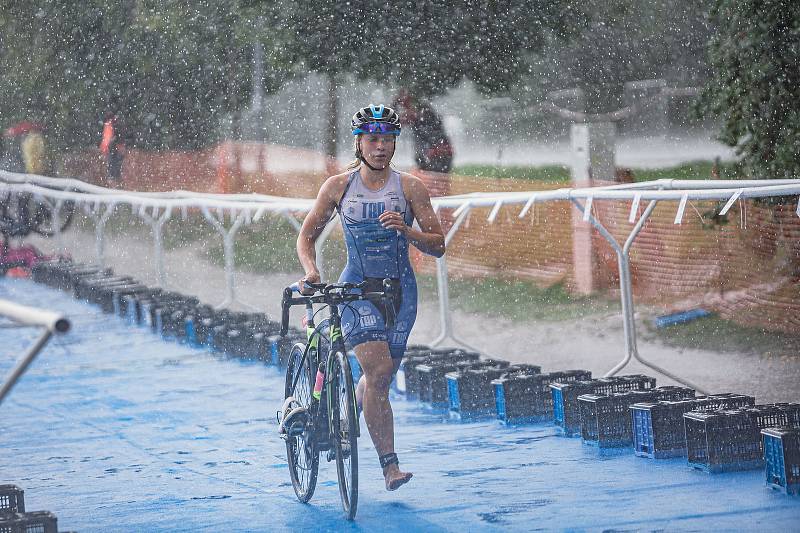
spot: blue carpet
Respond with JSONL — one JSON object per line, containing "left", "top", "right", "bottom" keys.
{"left": 1, "top": 279, "right": 797, "bottom": 532}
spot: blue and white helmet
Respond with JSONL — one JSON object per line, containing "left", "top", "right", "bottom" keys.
{"left": 351, "top": 104, "right": 401, "bottom": 136}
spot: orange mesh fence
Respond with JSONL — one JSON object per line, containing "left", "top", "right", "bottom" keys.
{"left": 61, "top": 142, "right": 799, "bottom": 334}
{"left": 591, "top": 193, "right": 800, "bottom": 334}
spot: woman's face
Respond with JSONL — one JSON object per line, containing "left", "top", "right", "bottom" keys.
{"left": 359, "top": 133, "right": 396, "bottom": 169}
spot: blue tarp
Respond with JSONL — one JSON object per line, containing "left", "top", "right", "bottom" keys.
{"left": 1, "top": 279, "right": 797, "bottom": 531}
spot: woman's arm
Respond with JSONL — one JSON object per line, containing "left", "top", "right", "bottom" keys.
{"left": 296, "top": 175, "right": 345, "bottom": 287}
{"left": 379, "top": 174, "right": 445, "bottom": 258}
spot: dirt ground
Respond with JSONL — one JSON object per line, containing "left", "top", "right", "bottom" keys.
{"left": 27, "top": 227, "right": 800, "bottom": 404}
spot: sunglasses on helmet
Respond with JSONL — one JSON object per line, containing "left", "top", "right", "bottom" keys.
{"left": 353, "top": 122, "right": 401, "bottom": 135}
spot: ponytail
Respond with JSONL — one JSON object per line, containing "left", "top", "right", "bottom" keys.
{"left": 345, "top": 135, "right": 361, "bottom": 170}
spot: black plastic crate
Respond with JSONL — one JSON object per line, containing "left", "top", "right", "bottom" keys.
{"left": 551, "top": 375, "right": 657, "bottom": 437}
{"left": 416, "top": 359, "right": 484, "bottom": 407}
{"left": 685, "top": 403, "right": 800, "bottom": 473}
{"left": 762, "top": 427, "right": 800, "bottom": 496}
{"left": 631, "top": 394, "right": 757, "bottom": 459}
{"left": 73, "top": 274, "right": 135, "bottom": 301}
{"left": 399, "top": 350, "right": 481, "bottom": 399}
{"left": 33, "top": 261, "right": 111, "bottom": 292}
{"left": 0, "top": 511, "right": 58, "bottom": 533}
{"left": 141, "top": 293, "right": 193, "bottom": 332}
{"left": 493, "top": 369, "right": 591, "bottom": 425}
{"left": 239, "top": 320, "right": 280, "bottom": 361}
{"left": 100, "top": 283, "right": 149, "bottom": 314}
{"left": 0, "top": 486, "right": 24, "bottom": 518}
{"left": 184, "top": 306, "right": 226, "bottom": 346}
{"left": 113, "top": 287, "right": 161, "bottom": 318}
{"left": 207, "top": 312, "right": 257, "bottom": 352}
{"left": 154, "top": 298, "right": 202, "bottom": 340}
{"left": 218, "top": 319, "right": 272, "bottom": 359}
{"left": 446, "top": 363, "right": 514, "bottom": 420}
{"left": 579, "top": 386, "right": 695, "bottom": 448}
{"left": 268, "top": 331, "right": 305, "bottom": 368}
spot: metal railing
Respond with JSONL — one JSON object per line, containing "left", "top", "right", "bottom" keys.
{"left": 0, "top": 299, "right": 71, "bottom": 405}
{"left": 2, "top": 169, "right": 799, "bottom": 392}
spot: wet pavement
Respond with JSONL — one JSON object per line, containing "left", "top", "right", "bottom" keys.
{"left": 2, "top": 279, "right": 799, "bottom": 531}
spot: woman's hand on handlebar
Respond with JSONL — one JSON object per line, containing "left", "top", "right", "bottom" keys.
{"left": 299, "top": 270, "right": 321, "bottom": 295}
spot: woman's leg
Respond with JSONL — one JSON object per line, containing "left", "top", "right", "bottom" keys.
{"left": 356, "top": 358, "right": 401, "bottom": 412}
{"left": 353, "top": 340, "right": 412, "bottom": 490}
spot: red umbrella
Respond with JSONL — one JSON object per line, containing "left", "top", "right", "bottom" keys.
{"left": 3, "top": 121, "right": 44, "bottom": 137}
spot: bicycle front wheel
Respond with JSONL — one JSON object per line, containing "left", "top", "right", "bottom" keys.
{"left": 331, "top": 350, "right": 359, "bottom": 519}
{"left": 285, "top": 342, "right": 319, "bottom": 503}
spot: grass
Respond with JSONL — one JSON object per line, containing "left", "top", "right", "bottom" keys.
{"left": 73, "top": 205, "right": 217, "bottom": 251}
{"left": 452, "top": 164, "right": 571, "bottom": 183}
{"left": 631, "top": 160, "right": 742, "bottom": 182}
{"left": 417, "top": 275, "right": 619, "bottom": 322}
{"left": 452, "top": 160, "right": 743, "bottom": 184}
{"left": 202, "top": 217, "right": 348, "bottom": 276}
{"left": 645, "top": 314, "right": 800, "bottom": 357}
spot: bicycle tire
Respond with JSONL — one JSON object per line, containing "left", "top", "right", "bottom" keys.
{"left": 284, "top": 342, "right": 319, "bottom": 503}
{"left": 331, "top": 350, "right": 359, "bottom": 519}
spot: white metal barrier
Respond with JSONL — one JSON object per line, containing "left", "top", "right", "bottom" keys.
{"left": 0, "top": 299, "right": 71, "bottom": 405}
{"left": 2, "top": 169, "right": 799, "bottom": 391}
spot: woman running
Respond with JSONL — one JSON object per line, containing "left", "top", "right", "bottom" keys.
{"left": 296, "top": 104, "right": 445, "bottom": 491}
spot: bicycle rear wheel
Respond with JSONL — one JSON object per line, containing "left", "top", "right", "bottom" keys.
{"left": 284, "top": 342, "right": 319, "bottom": 502}
{"left": 331, "top": 350, "right": 359, "bottom": 519}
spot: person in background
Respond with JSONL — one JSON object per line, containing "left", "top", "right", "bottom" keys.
{"left": 392, "top": 89, "right": 454, "bottom": 174}
{"left": 21, "top": 129, "right": 47, "bottom": 176}
{"left": 1, "top": 122, "right": 39, "bottom": 173}
{"left": 100, "top": 111, "right": 125, "bottom": 180}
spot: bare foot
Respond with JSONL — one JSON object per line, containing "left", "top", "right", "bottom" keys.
{"left": 383, "top": 464, "right": 413, "bottom": 491}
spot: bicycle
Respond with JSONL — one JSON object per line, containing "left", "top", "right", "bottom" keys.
{"left": 0, "top": 190, "right": 75, "bottom": 239}
{"left": 278, "top": 279, "right": 395, "bottom": 520}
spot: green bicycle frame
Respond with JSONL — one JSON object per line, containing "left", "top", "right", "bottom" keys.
{"left": 294, "top": 298, "right": 360, "bottom": 443}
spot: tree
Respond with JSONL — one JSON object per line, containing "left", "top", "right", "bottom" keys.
{"left": 0, "top": 1, "right": 289, "bottom": 151}
{"left": 698, "top": 0, "right": 800, "bottom": 178}
{"left": 274, "top": 0, "right": 572, "bottom": 157}
{"left": 517, "top": 0, "right": 714, "bottom": 114}
{"left": 375, "top": 1, "right": 571, "bottom": 97}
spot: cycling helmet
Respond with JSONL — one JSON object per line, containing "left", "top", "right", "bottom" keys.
{"left": 351, "top": 104, "right": 401, "bottom": 136}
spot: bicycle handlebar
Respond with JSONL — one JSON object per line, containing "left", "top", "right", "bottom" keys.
{"left": 279, "top": 279, "right": 395, "bottom": 337}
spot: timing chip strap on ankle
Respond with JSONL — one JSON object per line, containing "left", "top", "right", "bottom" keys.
{"left": 379, "top": 452, "right": 399, "bottom": 469}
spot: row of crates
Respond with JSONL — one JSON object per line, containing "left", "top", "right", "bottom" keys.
{"left": 31, "top": 260, "right": 299, "bottom": 365}
{"left": 29, "top": 260, "right": 800, "bottom": 496}
{"left": 683, "top": 403, "right": 800, "bottom": 474}
{"left": 399, "top": 351, "right": 800, "bottom": 495}
{"left": 0, "top": 485, "right": 60, "bottom": 533}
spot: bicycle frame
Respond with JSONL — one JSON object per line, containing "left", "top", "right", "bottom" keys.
{"left": 281, "top": 280, "right": 395, "bottom": 447}
{"left": 295, "top": 298, "right": 353, "bottom": 448}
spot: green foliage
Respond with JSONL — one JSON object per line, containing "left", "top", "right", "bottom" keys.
{"left": 0, "top": 1, "right": 291, "bottom": 150}
{"left": 452, "top": 161, "right": 740, "bottom": 183}
{"left": 277, "top": 1, "right": 572, "bottom": 98}
{"left": 697, "top": 0, "right": 800, "bottom": 179}
{"left": 630, "top": 160, "right": 741, "bottom": 182}
{"left": 453, "top": 164, "right": 571, "bottom": 183}
{"left": 519, "top": 0, "right": 714, "bottom": 113}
